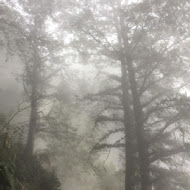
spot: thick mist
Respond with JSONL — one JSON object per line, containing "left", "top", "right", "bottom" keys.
{"left": 0, "top": 1, "right": 190, "bottom": 190}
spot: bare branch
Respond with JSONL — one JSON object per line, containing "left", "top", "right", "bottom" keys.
{"left": 150, "top": 144, "right": 190, "bottom": 163}
{"left": 149, "top": 113, "right": 181, "bottom": 145}
{"left": 0, "top": 104, "right": 30, "bottom": 133}
{"left": 95, "top": 115, "right": 124, "bottom": 125}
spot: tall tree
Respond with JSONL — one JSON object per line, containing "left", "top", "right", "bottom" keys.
{"left": 15, "top": 0, "right": 57, "bottom": 157}
{"left": 1, "top": 0, "right": 59, "bottom": 157}
{"left": 57, "top": 0, "right": 190, "bottom": 189}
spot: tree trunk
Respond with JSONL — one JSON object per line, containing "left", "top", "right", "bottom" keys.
{"left": 121, "top": 60, "right": 136, "bottom": 190}
{"left": 24, "top": 14, "right": 42, "bottom": 158}
{"left": 113, "top": 4, "right": 136, "bottom": 188}
{"left": 126, "top": 59, "right": 151, "bottom": 190}
{"left": 118, "top": 9, "right": 151, "bottom": 190}
{"left": 24, "top": 60, "right": 38, "bottom": 158}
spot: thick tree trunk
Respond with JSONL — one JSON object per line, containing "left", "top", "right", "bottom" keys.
{"left": 118, "top": 9, "right": 151, "bottom": 190}
{"left": 113, "top": 5, "right": 136, "bottom": 188}
{"left": 121, "top": 61, "right": 136, "bottom": 190}
{"left": 24, "top": 16, "right": 41, "bottom": 158}
{"left": 24, "top": 59, "right": 38, "bottom": 158}
{"left": 126, "top": 59, "right": 151, "bottom": 190}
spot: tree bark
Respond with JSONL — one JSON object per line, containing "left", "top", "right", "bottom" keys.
{"left": 119, "top": 8, "right": 152, "bottom": 190}
{"left": 24, "top": 59, "right": 38, "bottom": 158}
{"left": 126, "top": 58, "right": 151, "bottom": 190}
{"left": 113, "top": 5, "right": 136, "bottom": 189}
{"left": 24, "top": 14, "right": 42, "bottom": 158}
{"left": 121, "top": 59, "right": 136, "bottom": 190}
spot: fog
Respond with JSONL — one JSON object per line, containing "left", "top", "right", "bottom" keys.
{"left": 0, "top": 1, "right": 190, "bottom": 190}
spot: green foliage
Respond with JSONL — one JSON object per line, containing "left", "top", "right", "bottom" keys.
{"left": 0, "top": 161, "right": 16, "bottom": 190}
{"left": 39, "top": 169, "right": 61, "bottom": 190}
{"left": 0, "top": 116, "right": 60, "bottom": 190}
{"left": 15, "top": 154, "right": 61, "bottom": 190}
